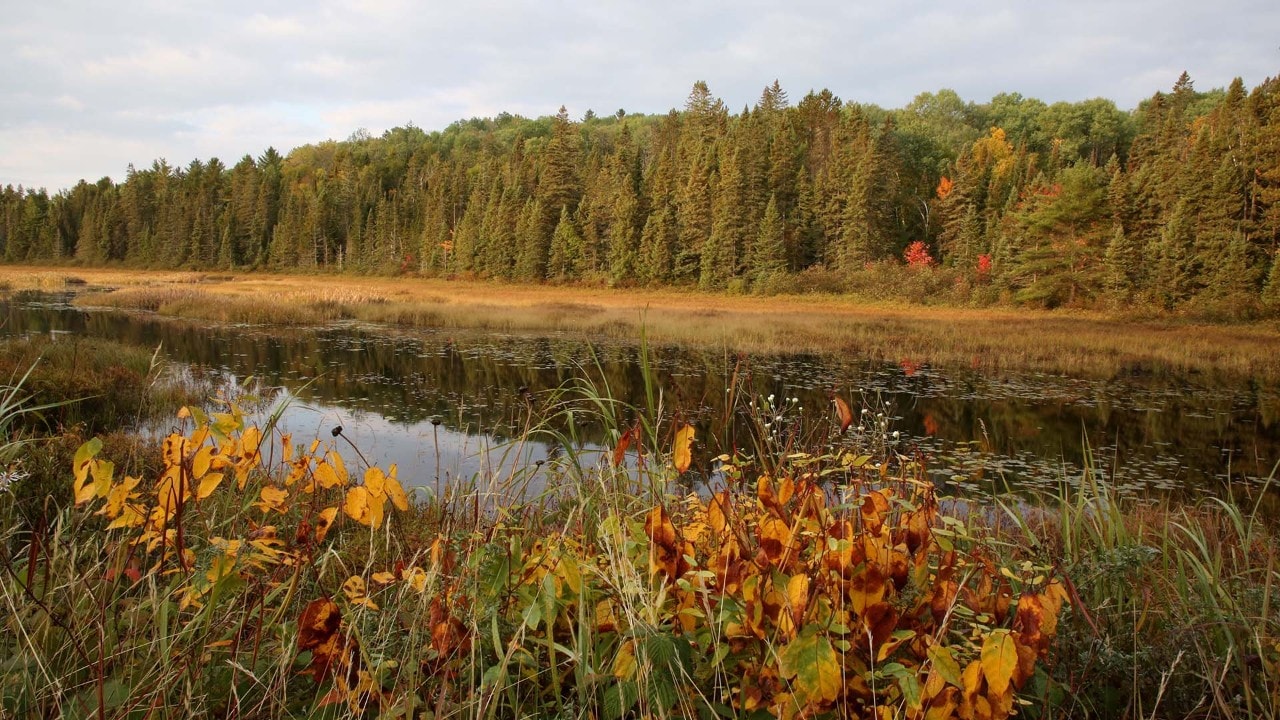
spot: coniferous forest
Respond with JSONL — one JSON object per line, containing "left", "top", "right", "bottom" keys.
{"left": 4, "top": 73, "right": 1280, "bottom": 316}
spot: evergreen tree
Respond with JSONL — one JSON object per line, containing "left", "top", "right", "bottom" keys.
{"left": 1154, "top": 199, "right": 1199, "bottom": 307}
{"left": 1263, "top": 250, "right": 1280, "bottom": 310}
{"left": 1103, "top": 224, "right": 1144, "bottom": 298}
{"left": 547, "top": 206, "right": 583, "bottom": 279}
{"left": 514, "top": 198, "right": 547, "bottom": 281}
{"left": 637, "top": 205, "right": 676, "bottom": 285}
{"left": 750, "top": 194, "right": 787, "bottom": 284}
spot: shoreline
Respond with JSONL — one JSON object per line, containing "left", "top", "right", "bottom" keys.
{"left": 2, "top": 264, "right": 1278, "bottom": 382}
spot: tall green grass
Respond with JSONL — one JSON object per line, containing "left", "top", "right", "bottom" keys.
{"left": 995, "top": 449, "right": 1280, "bottom": 719}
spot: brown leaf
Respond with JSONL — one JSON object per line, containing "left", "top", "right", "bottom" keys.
{"left": 1013, "top": 593, "right": 1047, "bottom": 656}
{"left": 860, "top": 489, "right": 892, "bottom": 535}
{"left": 849, "top": 562, "right": 887, "bottom": 617}
{"left": 644, "top": 505, "right": 684, "bottom": 579}
{"left": 758, "top": 517, "right": 793, "bottom": 567}
{"left": 864, "top": 601, "right": 900, "bottom": 653}
{"left": 832, "top": 395, "right": 854, "bottom": 433}
{"left": 298, "top": 597, "right": 343, "bottom": 682}
{"left": 612, "top": 424, "right": 637, "bottom": 468}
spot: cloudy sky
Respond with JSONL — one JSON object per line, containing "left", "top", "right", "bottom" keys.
{"left": 3, "top": 0, "right": 1277, "bottom": 192}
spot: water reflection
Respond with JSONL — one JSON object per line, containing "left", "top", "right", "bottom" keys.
{"left": 3, "top": 291, "right": 1277, "bottom": 500}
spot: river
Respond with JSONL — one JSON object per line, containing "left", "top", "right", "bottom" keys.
{"left": 3, "top": 290, "right": 1277, "bottom": 504}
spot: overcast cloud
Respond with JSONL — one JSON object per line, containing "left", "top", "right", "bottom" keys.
{"left": 2, "top": 0, "right": 1277, "bottom": 192}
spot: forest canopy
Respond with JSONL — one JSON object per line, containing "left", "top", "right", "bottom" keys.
{"left": 4, "top": 73, "right": 1279, "bottom": 316}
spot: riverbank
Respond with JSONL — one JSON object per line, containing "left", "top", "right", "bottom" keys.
{"left": 3, "top": 265, "right": 1279, "bottom": 381}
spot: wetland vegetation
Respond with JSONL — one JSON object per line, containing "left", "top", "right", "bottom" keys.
{"left": 0, "top": 329, "right": 1276, "bottom": 719}
{"left": 0, "top": 279, "right": 1276, "bottom": 719}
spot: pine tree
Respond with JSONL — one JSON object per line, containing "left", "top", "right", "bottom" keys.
{"left": 547, "top": 206, "right": 583, "bottom": 279}
{"left": 1263, "top": 250, "right": 1280, "bottom": 310}
{"left": 514, "top": 198, "right": 547, "bottom": 281}
{"left": 674, "top": 149, "right": 714, "bottom": 283}
{"left": 750, "top": 193, "right": 787, "bottom": 285}
{"left": 1103, "top": 223, "right": 1143, "bottom": 298}
{"left": 701, "top": 137, "right": 749, "bottom": 289}
{"left": 607, "top": 180, "right": 640, "bottom": 285}
{"left": 537, "top": 106, "right": 581, "bottom": 238}
{"left": 1154, "top": 199, "right": 1199, "bottom": 307}
{"left": 636, "top": 205, "right": 675, "bottom": 285}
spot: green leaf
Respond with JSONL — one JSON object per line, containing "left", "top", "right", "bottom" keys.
{"left": 896, "top": 671, "right": 923, "bottom": 711}
{"left": 780, "top": 626, "right": 843, "bottom": 705}
{"left": 602, "top": 680, "right": 639, "bottom": 720}
{"left": 928, "top": 642, "right": 964, "bottom": 687}
{"left": 981, "top": 628, "right": 1018, "bottom": 696}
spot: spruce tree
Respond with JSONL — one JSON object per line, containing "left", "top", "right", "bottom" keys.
{"left": 547, "top": 206, "right": 583, "bottom": 280}
{"left": 1263, "top": 250, "right": 1280, "bottom": 310}
{"left": 750, "top": 193, "right": 788, "bottom": 285}
{"left": 514, "top": 198, "right": 547, "bottom": 281}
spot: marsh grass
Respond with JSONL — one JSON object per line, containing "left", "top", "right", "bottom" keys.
{"left": 3, "top": 265, "right": 1276, "bottom": 381}
{"left": 992, "top": 455, "right": 1280, "bottom": 719}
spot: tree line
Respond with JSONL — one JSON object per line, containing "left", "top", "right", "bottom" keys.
{"left": 3, "top": 73, "right": 1279, "bottom": 315}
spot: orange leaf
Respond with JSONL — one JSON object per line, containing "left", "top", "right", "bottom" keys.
{"left": 612, "top": 425, "right": 637, "bottom": 468}
{"left": 832, "top": 396, "right": 853, "bottom": 433}
{"left": 644, "top": 505, "right": 683, "bottom": 579}
{"left": 937, "top": 175, "right": 954, "bottom": 200}
{"left": 673, "top": 424, "right": 695, "bottom": 474}
{"left": 860, "top": 489, "right": 892, "bottom": 535}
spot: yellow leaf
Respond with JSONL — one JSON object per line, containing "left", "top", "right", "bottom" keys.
{"left": 106, "top": 504, "right": 146, "bottom": 530}
{"left": 405, "top": 566, "right": 427, "bottom": 593}
{"left": 779, "top": 626, "right": 843, "bottom": 704}
{"left": 240, "top": 426, "right": 263, "bottom": 467}
{"left": 960, "top": 659, "right": 983, "bottom": 700}
{"left": 786, "top": 574, "right": 810, "bottom": 624}
{"left": 72, "top": 438, "right": 104, "bottom": 505}
{"left": 924, "top": 688, "right": 959, "bottom": 720}
{"left": 100, "top": 475, "right": 141, "bottom": 519}
{"left": 342, "top": 575, "right": 377, "bottom": 609}
{"left": 162, "top": 433, "right": 187, "bottom": 468}
{"left": 155, "top": 466, "right": 188, "bottom": 518}
{"left": 196, "top": 472, "right": 225, "bottom": 500}
{"left": 363, "top": 466, "right": 386, "bottom": 499}
{"left": 327, "top": 450, "right": 348, "bottom": 485}
{"left": 315, "top": 461, "right": 344, "bottom": 489}
{"left": 928, "top": 641, "right": 964, "bottom": 688}
{"left": 673, "top": 423, "right": 695, "bottom": 474}
{"left": 612, "top": 640, "right": 637, "bottom": 679}
{"left": 343, "top": 486, "right": 371, "bottom": 526}
{"left": 980, "top": 628, "right": 1017, "bottom": 697}
{"left": 344, "top": 485, "right": 384, "bottom": 527}
{"left": 191, "top": 445, "right": 214, "bottom": 480}
{"left": 383, "top": 465, "right": 409, "bottom": 512}
{"left": 315, "top": 506, "right": 339, "bottom": 542}
{"left": 371, "top": 571, "right": 397, "bottom": 585}
{"left": 255, "top": 485, "right": 289, "bottom": 513}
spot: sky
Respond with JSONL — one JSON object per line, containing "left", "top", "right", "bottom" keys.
{"left": 3, "top": 0, "right": 1277, "bottom": 193}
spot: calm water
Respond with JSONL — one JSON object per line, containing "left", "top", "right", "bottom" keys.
{"left": 3, "top": 291, "right": 1278, "bottom": 502}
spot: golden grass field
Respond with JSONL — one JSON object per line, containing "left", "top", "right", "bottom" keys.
{"left": 4, "top": 265, "right": 1279, "bottom": 380}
